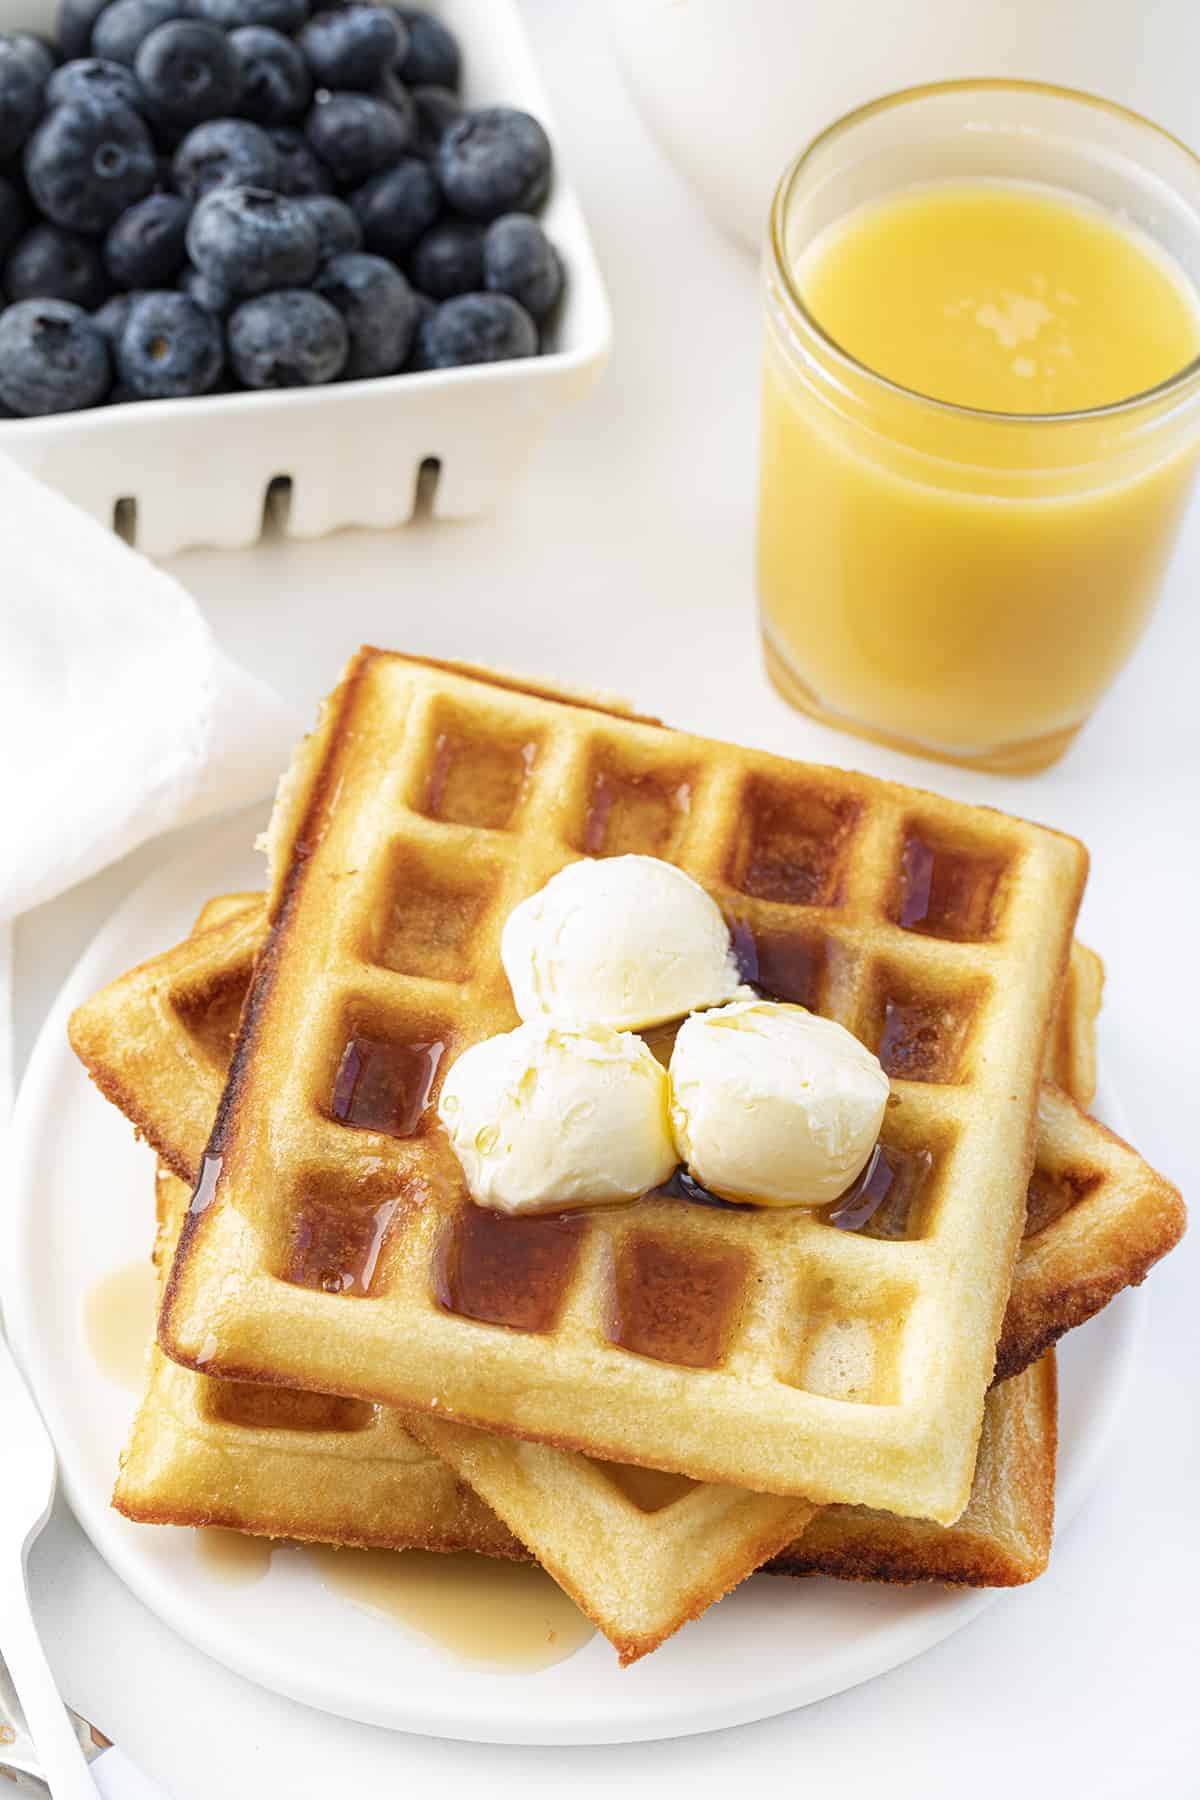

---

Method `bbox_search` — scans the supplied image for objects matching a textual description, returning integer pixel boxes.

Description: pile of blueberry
[0,4,564,416]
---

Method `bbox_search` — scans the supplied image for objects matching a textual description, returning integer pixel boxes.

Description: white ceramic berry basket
[0,0,611,556]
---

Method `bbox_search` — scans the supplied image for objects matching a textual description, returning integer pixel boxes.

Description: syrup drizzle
[433,1207,587,1331]
[330,1034,445,1137]
[825,1146,889,1232]
[828,1144,936,1239]
[729,916,828,1009]
[83,1259,158,1391]
[284,1194,404,1296]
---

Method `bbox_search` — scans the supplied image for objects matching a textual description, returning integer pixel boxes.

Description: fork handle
[0,1562,99,1800]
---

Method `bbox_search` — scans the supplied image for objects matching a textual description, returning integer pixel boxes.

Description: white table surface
[11,3,1200,1795]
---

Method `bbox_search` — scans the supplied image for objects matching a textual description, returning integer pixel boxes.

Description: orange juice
[759,107,1200,772]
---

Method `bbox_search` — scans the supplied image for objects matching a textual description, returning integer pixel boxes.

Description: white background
[10,2,1200,1794]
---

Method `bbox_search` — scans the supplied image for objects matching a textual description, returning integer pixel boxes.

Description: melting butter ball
[669,1001,890,1207]
[501,853,749,1030]
[437,1020,676,1214]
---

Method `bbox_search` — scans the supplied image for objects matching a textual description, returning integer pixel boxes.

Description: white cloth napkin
[0,454,303,1106]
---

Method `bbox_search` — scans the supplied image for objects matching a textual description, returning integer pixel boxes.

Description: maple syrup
[422,724,538,831]
[651,1166,752,1213]
[827,1143,936,1239]
[896,835,1007,941]
[283,1191,404,1295]
[330,1033,444,1137]
[728,777,860,906]
[606,1233,748,1368]
[308,1547,594,1669]
[195,1528,274,1584]
[581,766,691,861]
[877,994,968,1083]
[433,1206,587,1332]
[83,1259,157,1391]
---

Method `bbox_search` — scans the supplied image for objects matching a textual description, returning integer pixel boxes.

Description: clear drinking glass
[758,81,1200,773]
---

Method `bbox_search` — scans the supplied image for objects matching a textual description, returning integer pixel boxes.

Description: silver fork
[0,1657,111,1796]
[0,1333,101,1800]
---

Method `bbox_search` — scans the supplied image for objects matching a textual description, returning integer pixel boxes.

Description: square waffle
[100,898,1049,1662]
[74,897,1177,1389]
[151,651,1090,1521]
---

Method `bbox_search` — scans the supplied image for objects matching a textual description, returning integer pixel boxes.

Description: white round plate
[2,814,1143,1746]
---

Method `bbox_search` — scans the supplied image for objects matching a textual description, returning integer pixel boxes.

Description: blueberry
[483,213,562,323]
[116,288,223,395]
[227,287,347,385]
[350,155,436,260]
[296,191,360,257]
[0,174,27,263]
[406,216,481,300]
[5,222,110,306]
[24,98,158,233]
[105,190,190,285]
[8,33,57,84]
[93,289,134,339]
[408,82,459,159]
[0,297,110,413]
[58,0,115,60]
[178,260,232,311]
[229,27,311,125]
[313,248,415,376]
[172,117,279,199]
[436,107,551,220]
[92,0,186,67]
[393,10,459,91]
[135,22,241,131]
[304,91,411,188]
[416,291,536,368]
[190,0,306,33]
[404,285,432,367]
[0,33,48,160]
[298,6,403,92]
[187,183,319,295]
[45,57,144,113]
[266,125,331,194]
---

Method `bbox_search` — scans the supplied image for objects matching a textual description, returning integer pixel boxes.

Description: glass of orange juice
[758,82,1200,773]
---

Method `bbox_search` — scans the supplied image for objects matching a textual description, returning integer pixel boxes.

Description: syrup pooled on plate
[195,1528,274,1585]
[308,1547,594,1670]
[83,1259,158,1391]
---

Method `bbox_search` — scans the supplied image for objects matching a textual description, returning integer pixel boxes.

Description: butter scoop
[437,1019,676,1215]
[501,853,749,1031]
[669,1001,889,1207]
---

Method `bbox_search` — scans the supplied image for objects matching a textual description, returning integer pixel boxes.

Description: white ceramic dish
[2,813,1142,1746]
[606,0,1200,252]
[0,0,611,556]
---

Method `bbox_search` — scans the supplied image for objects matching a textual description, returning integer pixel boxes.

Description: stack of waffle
[70,649,1185,1663]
